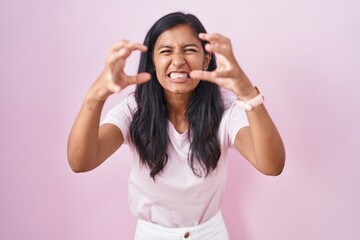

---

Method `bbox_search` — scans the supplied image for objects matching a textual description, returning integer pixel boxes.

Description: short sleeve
[227,102,249,146]
[101,94,137,144]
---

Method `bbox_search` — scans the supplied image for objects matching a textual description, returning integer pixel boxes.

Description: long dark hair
[129,12,224,179]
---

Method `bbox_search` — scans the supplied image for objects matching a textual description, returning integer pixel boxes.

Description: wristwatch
[235,86,264,111]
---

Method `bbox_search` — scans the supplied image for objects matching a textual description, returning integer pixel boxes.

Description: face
[153,24,210,96]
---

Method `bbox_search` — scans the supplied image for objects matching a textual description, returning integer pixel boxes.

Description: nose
[171,52,186,67]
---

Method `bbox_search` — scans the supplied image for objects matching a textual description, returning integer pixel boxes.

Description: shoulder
[220,88,237,110]
[219,88,248,126]
[110,92,137,113]
[218,89,249,146]
[102,92,137,125]
[122,92,137,108]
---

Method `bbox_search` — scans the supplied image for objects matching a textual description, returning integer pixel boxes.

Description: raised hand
[89,40,151,101]
[190,33,256,99]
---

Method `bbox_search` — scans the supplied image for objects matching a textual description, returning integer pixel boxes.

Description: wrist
[235,86,264,111]
[83,96,106,112]
[86,83,113,102]
[232,78,258,100]
[232,71,257,99]
[85,87,108,103]
[235,86,259,100]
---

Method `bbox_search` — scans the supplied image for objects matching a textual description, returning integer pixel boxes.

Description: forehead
[155,24,201,47]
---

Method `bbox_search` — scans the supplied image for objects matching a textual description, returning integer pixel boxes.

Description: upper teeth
[169,72,188,79]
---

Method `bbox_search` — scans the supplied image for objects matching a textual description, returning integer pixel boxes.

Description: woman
[67,11,285,240]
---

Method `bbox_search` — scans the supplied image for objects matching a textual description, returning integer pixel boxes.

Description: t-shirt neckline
[167,120,188,139]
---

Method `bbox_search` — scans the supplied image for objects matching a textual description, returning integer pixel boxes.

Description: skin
[153,24,211,133]
[191,32,285,175]
[67,24,285,176]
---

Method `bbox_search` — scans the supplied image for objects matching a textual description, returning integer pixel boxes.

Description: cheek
[156,72,167,83]
[154,58,169,73]
[153,61,167,84]
[187,55,205,69]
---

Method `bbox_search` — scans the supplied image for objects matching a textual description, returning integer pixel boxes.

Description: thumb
[190,70,216,83]
[127,72,152,85]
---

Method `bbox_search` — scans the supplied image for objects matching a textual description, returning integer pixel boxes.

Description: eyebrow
[157,43,200,50]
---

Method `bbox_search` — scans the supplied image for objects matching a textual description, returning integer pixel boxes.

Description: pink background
[1,0,359,239]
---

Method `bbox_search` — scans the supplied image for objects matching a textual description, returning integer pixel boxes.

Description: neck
[165,92,192,114]
[165,92,192,132]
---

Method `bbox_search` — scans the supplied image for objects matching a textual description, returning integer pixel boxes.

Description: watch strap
[235,86,264,111]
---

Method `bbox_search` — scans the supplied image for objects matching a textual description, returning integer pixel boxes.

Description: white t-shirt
[102,90,249,228]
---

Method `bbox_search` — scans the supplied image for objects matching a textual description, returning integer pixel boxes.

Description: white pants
[134,211,229,240]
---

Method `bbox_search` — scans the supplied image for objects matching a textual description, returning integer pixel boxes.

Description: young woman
[67,11,285,240]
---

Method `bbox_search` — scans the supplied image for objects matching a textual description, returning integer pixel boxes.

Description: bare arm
[235,104,285,176]
[190,33,285,176]
[67,41,151,172]
[67,95,124,172]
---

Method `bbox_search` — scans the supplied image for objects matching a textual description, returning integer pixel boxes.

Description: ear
[203,53,211,70]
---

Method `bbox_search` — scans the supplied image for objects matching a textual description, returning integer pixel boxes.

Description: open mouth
[167,72,190,82]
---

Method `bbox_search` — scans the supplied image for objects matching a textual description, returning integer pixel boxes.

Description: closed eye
[160,50,172,54]
[185,48,198,53]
